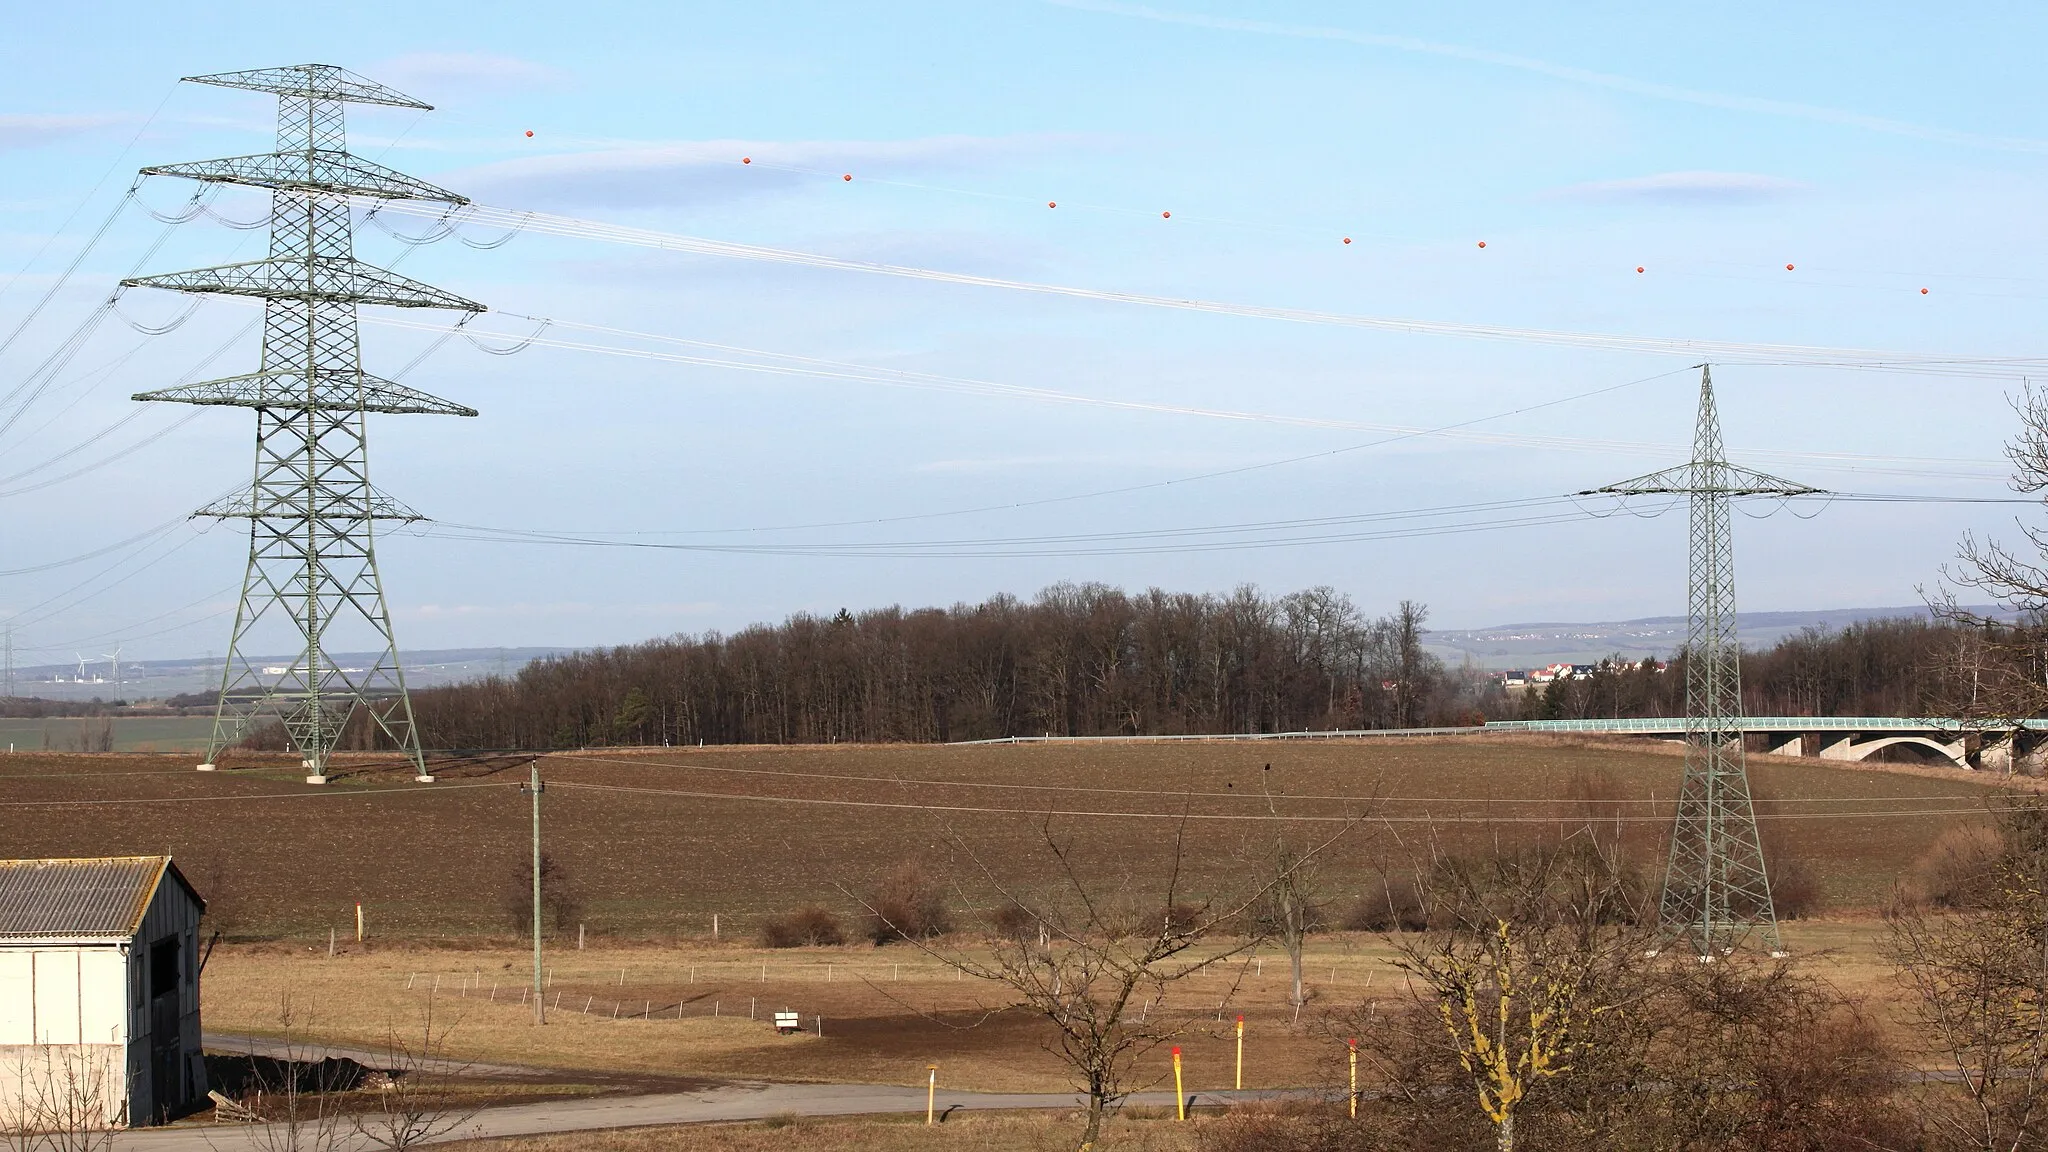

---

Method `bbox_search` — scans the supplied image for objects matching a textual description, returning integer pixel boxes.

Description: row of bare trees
[395,587,2044,750]
[400,585,1477,747]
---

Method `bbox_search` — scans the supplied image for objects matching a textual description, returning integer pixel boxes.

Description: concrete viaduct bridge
[962,718,2033,770]
[1483,717,2033,771]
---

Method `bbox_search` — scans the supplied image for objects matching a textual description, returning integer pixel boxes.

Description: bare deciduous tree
[1887,798,2048,1151]
[1384,841,1654,1152]
[877,815,1343,1152]
[352,994,483,1152]
[1,1047,121,1152]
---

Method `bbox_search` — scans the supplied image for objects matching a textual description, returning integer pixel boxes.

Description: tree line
[1518,614,1979,721]
[391,584,2013,751]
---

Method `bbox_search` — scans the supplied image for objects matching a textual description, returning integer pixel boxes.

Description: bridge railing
[1483,716,1984,734]
[949,716,2000,746]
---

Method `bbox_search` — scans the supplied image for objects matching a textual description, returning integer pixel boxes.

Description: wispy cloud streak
[1053,0,2048,153]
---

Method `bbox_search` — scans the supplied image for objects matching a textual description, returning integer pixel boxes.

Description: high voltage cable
[418,488,2013,560]
[0,84,175,307]
[335,305,2001,481]
[421,505,1606,559]
[0,188,139,369]
[0,316,258,496]
[0,517,189,577]
[0,195,205,443]
[365,197,2048,377]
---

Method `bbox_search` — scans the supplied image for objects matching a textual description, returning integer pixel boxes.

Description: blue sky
[1,1,2044,663]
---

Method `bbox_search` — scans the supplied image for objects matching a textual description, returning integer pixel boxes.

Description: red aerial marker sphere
[1162,211,1171,218]
[1636,266,1645,273]
[842,173,852,181]
[1476,241,1486,249]
[524,130,534,138]
[1047,201,1056,208]
[742,156,751,164]
[1343,237,1352,244]
[1922,287,1930,294]
[1785,263,1795,270]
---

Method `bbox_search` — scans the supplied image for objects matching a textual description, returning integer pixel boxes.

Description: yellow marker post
[926,1064,938,1126]
[1347,1038,1357,1119]
[1234,1014,1244,1091]
[1172,1046,1185,1121]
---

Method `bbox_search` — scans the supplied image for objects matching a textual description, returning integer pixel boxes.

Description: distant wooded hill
[377,587,1990,750]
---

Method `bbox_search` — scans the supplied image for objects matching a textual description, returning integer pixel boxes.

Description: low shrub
[866,862,953,944]
[760,905,844,948]
[1343,874,1427,932]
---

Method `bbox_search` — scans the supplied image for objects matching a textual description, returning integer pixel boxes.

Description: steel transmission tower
[122,65,480,783]
[1582,367,1819,955]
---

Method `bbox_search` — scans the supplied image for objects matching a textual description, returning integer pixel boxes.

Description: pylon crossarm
[183,64,432,109]
[134,370,476,415]
[193,486,426,522]
[142,153,465,203]
[121,257,483,310]
[1581,463,1824,499]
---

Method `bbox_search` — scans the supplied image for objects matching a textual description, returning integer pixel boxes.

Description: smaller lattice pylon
[1578,366,1822,955]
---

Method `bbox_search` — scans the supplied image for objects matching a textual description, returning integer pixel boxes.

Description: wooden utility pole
[522,760,546,1024]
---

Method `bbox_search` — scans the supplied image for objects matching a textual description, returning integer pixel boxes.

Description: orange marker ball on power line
[1785,263,1795,270]
[524,130,534,137]
[1047,201,1056,208]
[1636,266,1645,273]
[742,156,751,163]
[1476,241,1486,248]
[1921,287,1930,294]
[842,173,852,181]
[1343,237,1351,244]
[1162,211,1171,218]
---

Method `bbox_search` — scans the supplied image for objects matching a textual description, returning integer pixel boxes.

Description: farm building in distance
[0,857,206,1127]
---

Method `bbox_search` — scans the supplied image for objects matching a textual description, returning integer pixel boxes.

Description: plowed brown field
[0,736,2011,939]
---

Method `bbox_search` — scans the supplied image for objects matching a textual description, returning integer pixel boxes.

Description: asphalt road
[114,1082,1260,1151]
[110,1036,1279,1151]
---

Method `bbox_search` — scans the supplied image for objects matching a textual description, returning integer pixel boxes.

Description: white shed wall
[0,948,127,1045]
[0,946,133,1128]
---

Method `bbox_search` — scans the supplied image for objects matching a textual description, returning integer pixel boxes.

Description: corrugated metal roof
[0,857,171,939]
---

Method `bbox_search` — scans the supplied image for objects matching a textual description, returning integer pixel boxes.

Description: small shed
[0,857,207,1128]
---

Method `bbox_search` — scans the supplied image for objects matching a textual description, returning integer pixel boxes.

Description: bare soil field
[0,737,2009,938]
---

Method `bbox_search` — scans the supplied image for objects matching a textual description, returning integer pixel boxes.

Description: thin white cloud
[0,113,123,151]
[1053,0,2048,154]
[374,52,570,97]
[450,135,1063,210]
[1550,170,1808,205]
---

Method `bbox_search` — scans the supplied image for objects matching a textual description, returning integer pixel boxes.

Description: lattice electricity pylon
[120,65,481,783]
[1579,366,1821,955]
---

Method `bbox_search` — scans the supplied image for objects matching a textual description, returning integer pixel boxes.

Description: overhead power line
[366,197,2048,378]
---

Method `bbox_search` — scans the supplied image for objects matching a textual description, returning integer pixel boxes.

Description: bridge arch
[1828,734,1968,768]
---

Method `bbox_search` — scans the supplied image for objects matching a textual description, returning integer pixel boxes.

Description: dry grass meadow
[457,1111,1204,1152]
